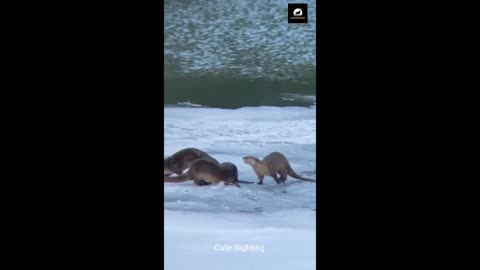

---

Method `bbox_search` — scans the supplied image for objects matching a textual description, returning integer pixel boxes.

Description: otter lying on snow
[164,148,253,186]
[243,152,316,185]
[164,160,244,187]
[164,148,219,176]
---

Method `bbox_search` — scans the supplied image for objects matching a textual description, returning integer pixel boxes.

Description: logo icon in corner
[288,3,308,23]
[293,8,303,16]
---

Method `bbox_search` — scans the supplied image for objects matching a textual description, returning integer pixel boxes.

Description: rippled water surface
[164,0,316,108]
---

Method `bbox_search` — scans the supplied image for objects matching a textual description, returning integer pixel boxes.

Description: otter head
[164,170,173,176]
[242,156,259,166]
[164,158,176,176]
[220,162,240,188]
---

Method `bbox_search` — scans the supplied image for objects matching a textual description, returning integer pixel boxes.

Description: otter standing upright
[243,152,316,184]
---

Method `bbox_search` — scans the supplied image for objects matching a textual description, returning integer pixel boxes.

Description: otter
[164,148,219,176]
[164,160,244,187]
[242,152,316,185]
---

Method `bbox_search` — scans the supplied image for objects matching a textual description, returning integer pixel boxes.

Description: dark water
[164,0,316,108]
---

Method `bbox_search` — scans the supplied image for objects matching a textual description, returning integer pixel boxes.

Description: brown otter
[242,152,316,185]
[164,148,219,176]
[164,160,243,187]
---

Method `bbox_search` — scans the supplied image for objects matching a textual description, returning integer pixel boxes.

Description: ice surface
[164,106,316,270]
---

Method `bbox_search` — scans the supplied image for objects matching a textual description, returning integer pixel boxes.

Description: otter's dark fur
[164,148,219,176]
[164,160,242,187]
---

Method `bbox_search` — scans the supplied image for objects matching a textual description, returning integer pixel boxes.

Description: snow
[164,106,316,270]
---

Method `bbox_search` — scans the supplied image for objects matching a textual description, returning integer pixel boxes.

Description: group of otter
[164,148,316,188]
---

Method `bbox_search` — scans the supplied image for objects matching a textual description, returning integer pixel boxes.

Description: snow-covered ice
[164,106,316,270]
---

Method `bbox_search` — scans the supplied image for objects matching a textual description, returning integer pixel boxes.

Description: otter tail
[164,174,190,183]
[287,167,316,182]
[237,180,254,184]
